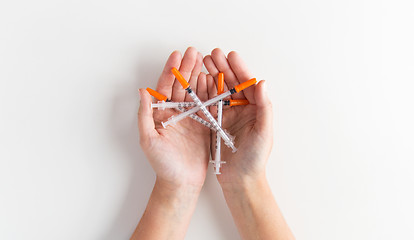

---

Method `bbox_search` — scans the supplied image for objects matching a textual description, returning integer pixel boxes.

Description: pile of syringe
[147,68,256,174]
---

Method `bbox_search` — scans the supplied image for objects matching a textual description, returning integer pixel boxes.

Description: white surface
[1,0,414,239]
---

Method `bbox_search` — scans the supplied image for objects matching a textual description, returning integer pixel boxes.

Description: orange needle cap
[218,73,224,94]
[146,88,168,101]
[171,67,190,89]
[229,99,249,106]
[234,78,257,93]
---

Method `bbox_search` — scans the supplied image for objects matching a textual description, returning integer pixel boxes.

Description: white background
[1,0,413,239]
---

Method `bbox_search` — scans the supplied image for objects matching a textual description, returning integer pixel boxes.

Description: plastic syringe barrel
[151,99,250,109]
[214,99,224,172]
[151,102,194,110]
[214,72,225,173]
[186,88,237,152]
[146,88,216,130]
[169,68,239,152]
[175,106,215,130]
[161,90,232,128]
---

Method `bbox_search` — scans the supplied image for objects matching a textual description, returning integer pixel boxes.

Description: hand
[135,48,294,240]
[138,47,210,190]
[204,48,273,186]
[203,49,295,240]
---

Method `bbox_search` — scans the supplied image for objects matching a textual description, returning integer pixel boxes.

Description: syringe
[146,88,216,131]
[151,99,249,110]
[210,73,226,174]
[162,71,256,131]
[168,68,249,152]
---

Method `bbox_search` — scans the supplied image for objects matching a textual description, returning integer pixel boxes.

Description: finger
[197,72,208,101]
[227,51,255,103]
[185,52,203,102]
[206,74,217,118]
[172,47,198,101]
[211,48,245,99]
[204,55,230,92]
[138,89,158,147]
[253,80,273,134]
[203,55,219,77]
[155,51,182,99]
[195,72,211,120]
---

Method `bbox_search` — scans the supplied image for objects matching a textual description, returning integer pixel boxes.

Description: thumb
[138,89,157,146]
[254,80,273,133]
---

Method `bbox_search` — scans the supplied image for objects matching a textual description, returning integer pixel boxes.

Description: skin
[204,48,295,240]
[132,47,295,240]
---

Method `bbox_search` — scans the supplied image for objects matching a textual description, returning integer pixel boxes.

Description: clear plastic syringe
[211,73,226,174]
[162,72,257,130]
[146,88,215,131]
[167,68,254,152]
[151,99,249,110]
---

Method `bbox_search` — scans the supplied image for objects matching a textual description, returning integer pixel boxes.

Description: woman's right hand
[204,48,274,186]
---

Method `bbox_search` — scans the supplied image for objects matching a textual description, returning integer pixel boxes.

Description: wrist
[132,176,202,239]
[219,174,268,195]
[153,177,202,200]
[153,169,206,192]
